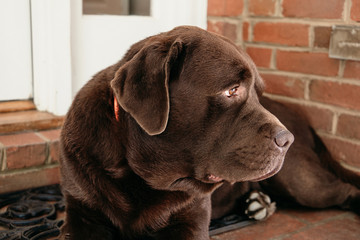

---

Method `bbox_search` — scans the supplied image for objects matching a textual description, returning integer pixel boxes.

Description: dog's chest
[124,189,193,234]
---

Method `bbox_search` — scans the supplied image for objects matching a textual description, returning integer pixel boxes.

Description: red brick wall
[208,0,360,172]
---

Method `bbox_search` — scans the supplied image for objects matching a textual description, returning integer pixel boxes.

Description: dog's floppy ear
[111,39,184,135]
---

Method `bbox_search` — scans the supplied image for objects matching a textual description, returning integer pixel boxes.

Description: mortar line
[304,78,310,100]
[271,48,277,69]
[243,16,360,25]
[343,0,352,23]
[331,111,340,135]
[0,143,6,171]
[264,93,360,117]
[338,60,346,78]
[34,132,52,165]
[309,25,314,50]
[275,0,282,17]
[317,131,360,145]
[258,69,360,86]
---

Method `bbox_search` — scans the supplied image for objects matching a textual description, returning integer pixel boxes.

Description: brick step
[0,101,64,193]
[0,100,36,113]
[0,100,64,134]
[0,110,64,134]
[0,129,62,194]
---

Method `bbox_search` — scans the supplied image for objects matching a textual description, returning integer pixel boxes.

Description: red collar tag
[114,96,120,122]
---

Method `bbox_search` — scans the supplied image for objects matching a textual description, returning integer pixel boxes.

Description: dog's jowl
[59,26,359,240]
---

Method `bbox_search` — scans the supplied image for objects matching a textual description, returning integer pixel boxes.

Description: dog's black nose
[274,130,294,148]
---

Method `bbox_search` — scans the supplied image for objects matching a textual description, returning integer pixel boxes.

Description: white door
[0,0,207,114]
[71,0,207,96]
[0,0,33,101]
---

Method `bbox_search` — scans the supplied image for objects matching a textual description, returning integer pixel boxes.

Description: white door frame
[31,0,207,116]
[31,0,72,116]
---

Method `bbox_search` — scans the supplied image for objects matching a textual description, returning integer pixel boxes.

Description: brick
[39,129,61,163]
[337,114,360,140]
[0,165,60,194]
[246,47,272,68]
[261,73,305,98]
[249,0,276,16]
[273,101,334,132]
[343,60,360,80]
[282,0,345,19]
[208,0,224,16]
[309,80,360,111]
[322,136,360,168]
[207,0,243,16]
[242,21,249,41]
[253,22,309,46]
[276,50,340,76]
[284,215,360,240]
[314,26,332,48]
[212,211,306,240]
[0,132,47,170]
[281,208,345,224]
[351,0,360,21]
[207,20,238,43]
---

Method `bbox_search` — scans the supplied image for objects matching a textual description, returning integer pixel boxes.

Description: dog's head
[111,26,294,192]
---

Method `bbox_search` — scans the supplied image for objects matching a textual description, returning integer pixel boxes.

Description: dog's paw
[244,190,276,221]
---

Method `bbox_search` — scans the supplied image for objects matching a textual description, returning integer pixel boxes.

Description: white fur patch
[253,208,267,220]
[249,192,260,200]
[248,201,262,211]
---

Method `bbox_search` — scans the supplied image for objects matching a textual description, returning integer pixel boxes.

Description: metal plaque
[329,25,360,61]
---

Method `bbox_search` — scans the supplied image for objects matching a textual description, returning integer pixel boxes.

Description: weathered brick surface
[207,20,238,43]
[309,80,360,111]
[0,165,60,194]
[211,209,360,240]
[314,26,332,48]
[0,132,47,170]
[242,21,249,41]
[249,0,276,16]
[351,0,360,21]
[212,211,306,240]
[282,0,345,19]
[343,60,360,80]
[253,22,309,46]
[246,47,272,68]
[281,208,345,224]
[208,0,243,16]
[276,51,340,76]
[284,217,360,240]
[38,129,61,163]
[261,73,305,98]
[322,136,360,168]
[337,114,360,140]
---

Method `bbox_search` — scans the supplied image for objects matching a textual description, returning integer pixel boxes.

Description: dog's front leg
[59,195,119,240]
[153,196,211,240]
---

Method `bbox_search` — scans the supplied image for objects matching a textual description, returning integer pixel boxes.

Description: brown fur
[59,26,295,239]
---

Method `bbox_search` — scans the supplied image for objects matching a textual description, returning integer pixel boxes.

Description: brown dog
[211,97,360,220]
[60,26,294,239]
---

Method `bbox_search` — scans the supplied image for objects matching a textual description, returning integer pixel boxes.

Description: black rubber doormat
[0,185,64,240]
[0,185,254,239]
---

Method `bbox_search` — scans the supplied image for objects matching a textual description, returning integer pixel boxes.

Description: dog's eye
[225,87,238,97]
